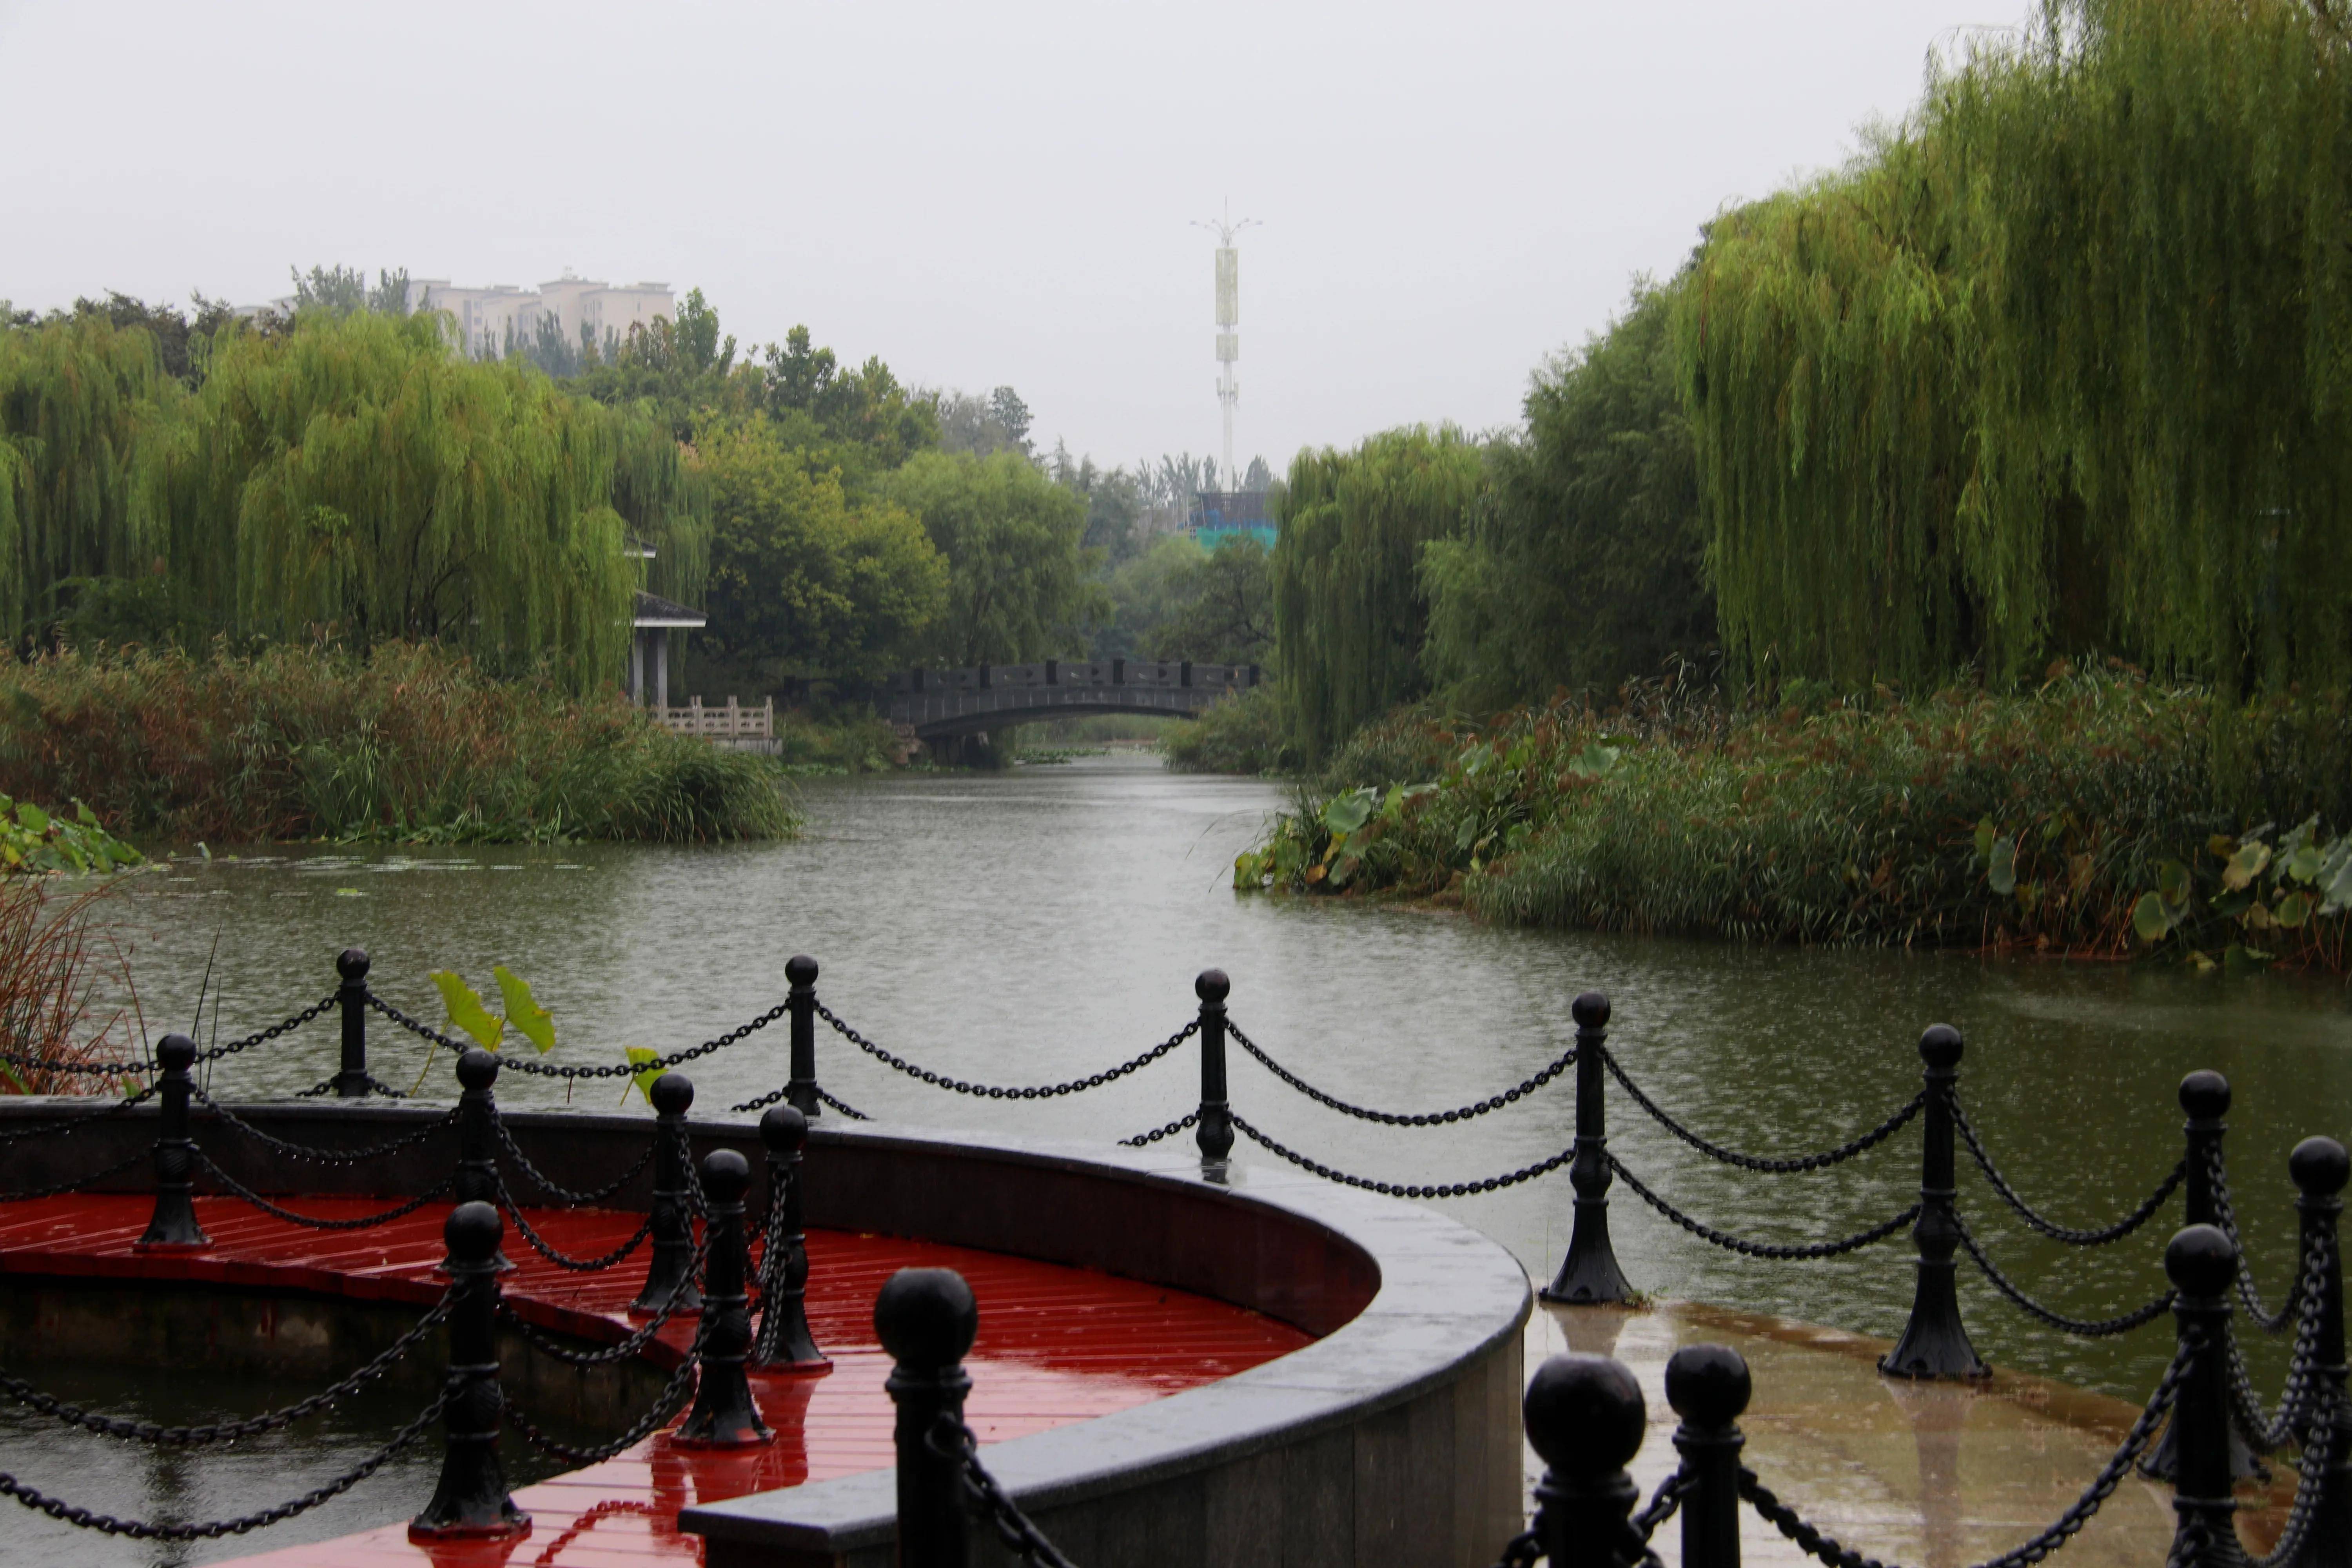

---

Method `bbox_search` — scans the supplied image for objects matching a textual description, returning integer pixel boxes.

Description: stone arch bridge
[883,659,1262,746]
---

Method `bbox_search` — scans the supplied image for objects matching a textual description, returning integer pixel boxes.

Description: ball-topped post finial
[786,954,818,987]
[456,1047,500,1093]
[1523,1353,1646,1478]
[761,1104,808,1156]
[2178,1069,2231,1123]
[1917,1023,1963,1070]
[1195,968,1230,1005]
[2291,1135,2350,1198]
[875,1267,980,1372]
[701,1147,749,1205]
[157,1032,197,1071]
[2165,1222,2237,1300]
[1665,1344,1752,1430]
[336,947,370,982]
[1571,991,1610,1031]
[649,1070,694,1118]
[443,1200,503,1269]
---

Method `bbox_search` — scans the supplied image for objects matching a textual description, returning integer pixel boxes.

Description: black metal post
[677,1149,772,1447]
[752,1105,829,1372]
[409,1201,529,1542]
[136,1033,208,1250]
[2148,1071,2253,1481]
[451,1048,512,1272]
[1544,991,1632,1304]
[2281,1136,2350,1568]
[334,947,371,1098]
[785,955,820,1120]
[1881,1024,1988,1378]
[1194,969,1233,1162]
[632,1072,702,1317]
[2167,1223,2250,1568]
[877,1267,979,1568]
[1523,1352,1649,1568]
[1666,1345,1750,1568]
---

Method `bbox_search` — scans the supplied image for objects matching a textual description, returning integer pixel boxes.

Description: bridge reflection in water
[884,659,1260,753]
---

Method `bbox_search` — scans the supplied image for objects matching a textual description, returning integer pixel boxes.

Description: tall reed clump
[1235,673,2352,965]
[0,643,797,844]
[0,881,137,1095]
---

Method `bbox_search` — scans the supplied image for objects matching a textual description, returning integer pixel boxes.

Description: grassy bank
[1163,685,1299,775]
[0,644,798,844]
[1235,673,2352,969]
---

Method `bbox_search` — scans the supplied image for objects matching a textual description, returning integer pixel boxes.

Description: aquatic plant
[0,797,140,875]
[0,880,137,1095]
[0,642,797,844]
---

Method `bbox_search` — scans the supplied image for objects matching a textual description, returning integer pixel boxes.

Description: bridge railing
[885,659,1261,696]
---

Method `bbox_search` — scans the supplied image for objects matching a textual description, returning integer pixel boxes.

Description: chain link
[1951,1093,2185,1246]
[367,993,788,1080]
[2248,1402,2338,1568]
[0,1384,447,1540]
[502,1225,711,1367]
[1609,1155,1921,1259]
[194,1149,453,1230]
[0,996,330,1082]
[1633,1470,1690,1541]
[1486,1529,1543,1568]
[495,1179,655,1272]
[1230,1111,1577,1198]
[194,1091,457,1165]
[294,1073,408,1100]
[491,1109,655,1205]
[1602,1046,1925,1173]
[1229,1020,1574,1127]
[1950,1209,2176,1336]
[2227,1226,2334,1452]
[819,1004,1196,1100]
[1120,1111,1200,1147]
[194,995,340,1064]
[0,1293,451,1446]
[0,1085,158,1147]
[1742,1334,2195,1568]
[505,1319,708,1465]
[2205,1142,2302,1333]
[0,1146,151,1201]
[929,1414,1080,1568]
[816,1087,870,1120]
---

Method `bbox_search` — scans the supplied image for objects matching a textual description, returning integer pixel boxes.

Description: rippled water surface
[96,754,2352,1406]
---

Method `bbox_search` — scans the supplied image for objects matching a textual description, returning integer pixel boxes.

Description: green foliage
[1236,673,2352,966]
[1161,683,1299,775]
[0,796,140,875]
[1679,0,2352,696]
[1099,533,1274,665]
[694,416,947,682]
[885,450,1100,665]
[0,642,796,844]
[1273,426,1485,762]
[1422,286,1710,708]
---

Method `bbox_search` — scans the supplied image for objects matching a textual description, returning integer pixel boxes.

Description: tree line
[1267,0,2352,762]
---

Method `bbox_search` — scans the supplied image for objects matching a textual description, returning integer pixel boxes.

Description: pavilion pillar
[654,629,670,711]
[628,632,645,706]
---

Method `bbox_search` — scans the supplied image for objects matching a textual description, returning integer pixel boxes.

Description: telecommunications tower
[1191,204,1258,485]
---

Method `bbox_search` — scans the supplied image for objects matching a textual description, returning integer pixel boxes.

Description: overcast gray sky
[1,1,2010,473]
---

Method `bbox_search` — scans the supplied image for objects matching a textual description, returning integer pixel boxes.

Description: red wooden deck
[0,1196,1314,1565]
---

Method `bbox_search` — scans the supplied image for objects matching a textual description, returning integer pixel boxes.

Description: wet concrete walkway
[1532,1300,2292,1566]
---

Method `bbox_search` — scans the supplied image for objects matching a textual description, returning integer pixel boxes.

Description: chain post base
[1880,1253,1990,1380]
[1543,1194,1634,1305]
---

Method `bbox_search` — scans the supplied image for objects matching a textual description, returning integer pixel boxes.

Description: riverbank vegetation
[1236,674,2352,968]
[0,880,136,1094]
[1229,0,2352,966]
[0,643,795,843]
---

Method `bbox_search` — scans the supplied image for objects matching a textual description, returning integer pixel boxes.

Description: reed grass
[0,644,797,844]
[0,880,137,1095]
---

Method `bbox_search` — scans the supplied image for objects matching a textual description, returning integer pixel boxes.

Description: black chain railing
[0,1292,452,1445]
[2205,1141,2304,1334]
[815,1087,869,1120]
[0,1146,150,1201]
[491,1109,656,1205]
[1948,1210,2177,1337]
[1601,1046,1926,1173]
[818,1004,1196,1100]
[1951,1094,2186,1246]
[1607,1154,1922,1259]
[930,1414,1080,1568]
[0,995,334,1084]
[366,993,788,1080]
[1228,1020,1575,1127]
[0,1385,448,1541]
[505,1318,710,1465]
[192,1149,454,1231]
[2247,1408,2337,1568]
[1120,1110,1200,1147]
[503,1229,713,1368]
[495,1178,657,1272]
[1740,1333,2195,1568]
[1230,1111,1578,1199]
[2226,1227,2334,1452]
[0,1084,157,1147]
[195,1091,458,1165]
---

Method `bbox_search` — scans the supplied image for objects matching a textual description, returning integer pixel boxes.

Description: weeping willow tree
[1272,426,1486,760]
[0,316,184,644]
[1680,0,2352,695]
[0,309,704,691]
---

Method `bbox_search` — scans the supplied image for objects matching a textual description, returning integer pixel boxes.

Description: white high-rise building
[399,272,674,358]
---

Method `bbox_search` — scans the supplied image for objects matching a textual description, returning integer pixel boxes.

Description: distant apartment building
[397,273,673,359]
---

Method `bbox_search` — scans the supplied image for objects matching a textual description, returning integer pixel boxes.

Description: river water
[95,753,2352,1407]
